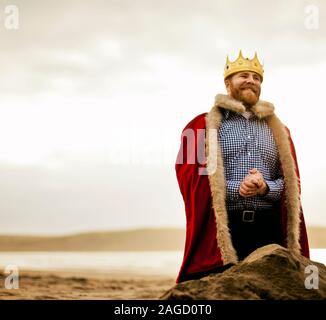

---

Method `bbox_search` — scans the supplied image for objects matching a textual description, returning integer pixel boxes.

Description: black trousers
[179,207,283,282]
[228,206,283,261]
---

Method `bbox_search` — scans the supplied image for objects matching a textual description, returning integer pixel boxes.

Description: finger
[247,174,260,183]
[239,189,246,197]
[248,172,260,179]
[241,192,255,198]
[240,189,251,197]
[242,194,251,198]
[244,175,258,184]
[243,180,257,189]
[252,179,262,188]
[240,184,250,192]
[241,183,257,194]
[239,186,255,197]
[250,177,259,184]
[239,186,249,196]
[245,190,256,197]
[250,170,263,180]
[250,174,263,185]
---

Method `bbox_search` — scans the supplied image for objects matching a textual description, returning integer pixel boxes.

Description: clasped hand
[239,168,268,198]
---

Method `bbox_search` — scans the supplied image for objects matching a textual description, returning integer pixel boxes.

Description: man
[175,51,309,283]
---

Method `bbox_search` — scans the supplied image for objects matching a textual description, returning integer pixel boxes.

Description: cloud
[0,0,325,96]
[0,161,183,235]
[0,0,325,233]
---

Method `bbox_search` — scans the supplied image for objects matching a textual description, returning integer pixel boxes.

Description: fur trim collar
[205,96,302,264]
[214,94,275,119]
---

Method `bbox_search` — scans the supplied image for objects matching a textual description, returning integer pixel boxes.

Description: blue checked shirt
[219,109,284,211]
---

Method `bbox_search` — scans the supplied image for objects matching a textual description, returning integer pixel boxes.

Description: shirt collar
[223,109,256,120]
[223,109,230,119]
[241,110,254,120]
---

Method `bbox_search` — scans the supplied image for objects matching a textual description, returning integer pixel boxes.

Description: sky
[0,0,325,235]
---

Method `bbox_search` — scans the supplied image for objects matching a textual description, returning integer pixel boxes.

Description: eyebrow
[240,72,260,79]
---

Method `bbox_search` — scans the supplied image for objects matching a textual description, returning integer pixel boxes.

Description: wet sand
[0,270,175,300]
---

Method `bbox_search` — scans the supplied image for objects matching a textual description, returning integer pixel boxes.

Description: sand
[0,226,324,300]
[0,269,175,300]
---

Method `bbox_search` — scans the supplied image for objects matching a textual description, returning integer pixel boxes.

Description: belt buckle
[242,210,255,222]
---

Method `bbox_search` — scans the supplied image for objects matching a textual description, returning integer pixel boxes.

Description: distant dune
[0,226,324,251]
[306,226,326,249]
[0,228,186,251]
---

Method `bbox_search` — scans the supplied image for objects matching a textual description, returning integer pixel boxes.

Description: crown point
[224,50,264,81]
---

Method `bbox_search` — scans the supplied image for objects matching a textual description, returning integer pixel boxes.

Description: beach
[0,269,175,300]
[0,227,325,300]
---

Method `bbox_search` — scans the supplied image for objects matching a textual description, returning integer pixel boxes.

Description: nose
[245,75,255,84]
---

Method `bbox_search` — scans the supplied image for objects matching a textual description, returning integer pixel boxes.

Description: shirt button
[248,135,251,139]
[248,152,251,156]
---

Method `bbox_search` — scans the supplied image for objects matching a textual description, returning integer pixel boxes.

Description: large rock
[161,244,326,300]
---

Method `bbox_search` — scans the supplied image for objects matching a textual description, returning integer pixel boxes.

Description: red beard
[230,83,261,107]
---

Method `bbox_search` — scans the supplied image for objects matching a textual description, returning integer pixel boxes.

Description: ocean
[0,250,325,276]
[0,251,183,276]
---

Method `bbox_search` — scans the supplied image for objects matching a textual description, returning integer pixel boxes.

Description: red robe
[175,94,309,283]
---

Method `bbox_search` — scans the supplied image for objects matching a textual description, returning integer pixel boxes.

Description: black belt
[228,208,280,223]
[241,210,255,222]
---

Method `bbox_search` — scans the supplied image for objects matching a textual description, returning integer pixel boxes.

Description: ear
[224,78,231,94]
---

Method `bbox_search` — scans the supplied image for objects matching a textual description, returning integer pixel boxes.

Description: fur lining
[265,116,301,254]
[205,107,239,265]
[205,95,301,262]
[215,94,275,118]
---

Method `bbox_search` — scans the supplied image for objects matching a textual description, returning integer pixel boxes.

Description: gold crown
[224,50,264,80]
